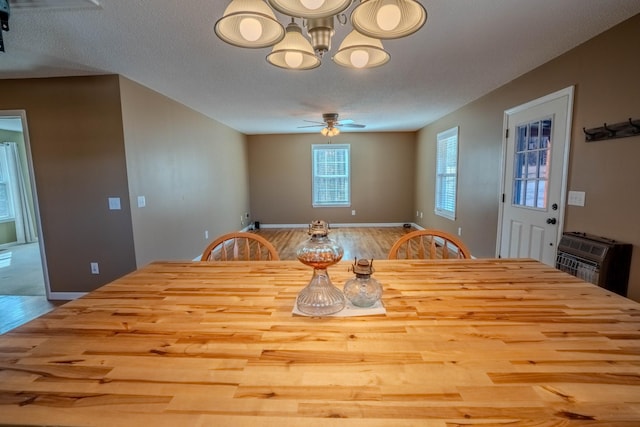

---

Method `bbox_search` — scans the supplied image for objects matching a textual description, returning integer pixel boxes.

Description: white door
[498,87,573,266]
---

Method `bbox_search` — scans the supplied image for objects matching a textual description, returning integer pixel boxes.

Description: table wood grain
[1,259,639,426]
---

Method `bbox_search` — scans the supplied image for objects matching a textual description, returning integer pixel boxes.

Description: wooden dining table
[1,258,639,426]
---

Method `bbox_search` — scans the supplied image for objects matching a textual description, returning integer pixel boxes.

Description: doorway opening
[0,110,49,298]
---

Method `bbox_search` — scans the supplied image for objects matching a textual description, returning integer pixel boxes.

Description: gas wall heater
[556,232,632,297]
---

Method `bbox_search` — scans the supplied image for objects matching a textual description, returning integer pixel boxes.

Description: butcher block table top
[1,259,639,426]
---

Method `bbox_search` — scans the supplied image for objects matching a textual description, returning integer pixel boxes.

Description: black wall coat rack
[583,118,640,142]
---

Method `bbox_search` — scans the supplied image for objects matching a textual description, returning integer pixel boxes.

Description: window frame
[311,143,351,208]
[434,126,459,220]
[0,143,16,223]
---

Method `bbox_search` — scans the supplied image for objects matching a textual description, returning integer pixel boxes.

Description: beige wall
[416,14,640,301]
[0,75,249,293]
[0,76,137,293]
[248,132,415,225]
[119,77,250,266]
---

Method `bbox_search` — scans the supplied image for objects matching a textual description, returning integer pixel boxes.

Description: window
[435,127,458,220]
[513,118,552,209]
[312,144,350,207]
[0,143,15,222]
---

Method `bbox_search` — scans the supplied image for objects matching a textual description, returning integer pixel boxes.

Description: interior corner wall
[119,77,250,266]
[415,13,640,301]
[0,75,137,294]
[248,132,415,225]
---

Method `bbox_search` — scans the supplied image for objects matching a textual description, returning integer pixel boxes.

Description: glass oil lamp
[343,258,382,307]
[295,220,345,316]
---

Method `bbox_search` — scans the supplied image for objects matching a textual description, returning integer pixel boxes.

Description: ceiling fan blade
[297,124,325,128]
[302,119,325,124]
[338,119,354,125]
[338,123,366,128]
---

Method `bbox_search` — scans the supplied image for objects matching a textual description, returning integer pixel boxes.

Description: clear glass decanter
[343,258,382,307]
[295,220,345,316]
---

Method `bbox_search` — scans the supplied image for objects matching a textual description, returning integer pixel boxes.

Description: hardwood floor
[255,226,416,261]
[0,295,65,335]
[0,227,414,334]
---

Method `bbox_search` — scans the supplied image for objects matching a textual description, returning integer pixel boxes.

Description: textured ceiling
[1,1,639,135]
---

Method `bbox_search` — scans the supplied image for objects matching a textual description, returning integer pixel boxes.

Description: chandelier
[215,0,427,70]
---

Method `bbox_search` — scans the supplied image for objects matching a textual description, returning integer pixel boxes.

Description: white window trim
[0,143,16,222]
[435,126,459,220]
[312,144,351,208]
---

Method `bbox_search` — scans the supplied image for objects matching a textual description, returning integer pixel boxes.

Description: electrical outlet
[205,230,209,239]
[351,210,356,216]
[458,227,462,236]
[90,262,99,274]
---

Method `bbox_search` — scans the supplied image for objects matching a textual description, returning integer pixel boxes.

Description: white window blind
[312,144,350,207]
[435,127,458,220]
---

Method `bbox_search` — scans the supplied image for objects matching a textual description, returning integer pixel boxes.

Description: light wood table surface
[1,259,639,426]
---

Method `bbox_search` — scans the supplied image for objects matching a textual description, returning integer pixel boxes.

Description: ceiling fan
[298,113,365,136]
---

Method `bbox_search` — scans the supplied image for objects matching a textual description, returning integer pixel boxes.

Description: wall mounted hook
[603,123,616,137]
[584,117,640,142]
[583,127,597,140]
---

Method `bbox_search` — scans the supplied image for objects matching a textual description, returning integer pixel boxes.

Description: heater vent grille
[556,232,632,297]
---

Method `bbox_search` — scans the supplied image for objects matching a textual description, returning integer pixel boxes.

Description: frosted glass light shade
[266,21,321,70]
[321,127,340,136]
[268,0,351,18]
[351,0,427,39]
[332,30,389,69]
[215,0,285,48]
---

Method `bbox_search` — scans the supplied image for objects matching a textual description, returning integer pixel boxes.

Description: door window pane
[512,118,552,209]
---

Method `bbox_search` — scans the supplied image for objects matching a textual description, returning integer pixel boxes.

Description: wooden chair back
[388,229,471,260]
[200,232,280,261]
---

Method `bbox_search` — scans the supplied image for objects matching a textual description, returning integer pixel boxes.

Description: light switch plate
[137,196,146,208]
[108,197,121,210]
[567,191,586,206]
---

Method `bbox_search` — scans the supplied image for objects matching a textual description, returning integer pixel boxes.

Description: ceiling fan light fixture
[266,20,321,70]
[351,0,427,39]
[321,126,340,137]
[215,0,285,48]
[268,0,351,19]
[333,30,389,69]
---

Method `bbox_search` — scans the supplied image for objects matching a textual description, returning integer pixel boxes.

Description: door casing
[496,86,574,263]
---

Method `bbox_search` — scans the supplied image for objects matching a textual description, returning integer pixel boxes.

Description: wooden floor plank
[0,295,62,335]
[255,226,415,261]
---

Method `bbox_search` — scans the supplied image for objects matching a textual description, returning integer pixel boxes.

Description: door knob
[546,218,557,225]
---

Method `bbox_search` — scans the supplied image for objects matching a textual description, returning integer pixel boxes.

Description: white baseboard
[260,222,417,229]
[48,292,86,301]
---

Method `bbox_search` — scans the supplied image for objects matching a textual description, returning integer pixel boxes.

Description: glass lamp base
[296,268,345,316]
